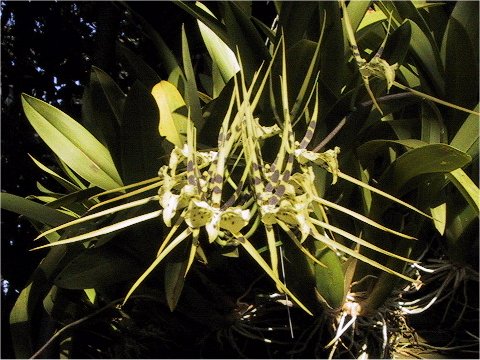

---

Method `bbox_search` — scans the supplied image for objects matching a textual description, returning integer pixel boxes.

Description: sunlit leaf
[196,2,240,85]
[29,154,80,193]
[21,94,123,190]
[151,80,189,148]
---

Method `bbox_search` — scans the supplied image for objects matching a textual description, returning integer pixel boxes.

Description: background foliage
[2,1,478,358]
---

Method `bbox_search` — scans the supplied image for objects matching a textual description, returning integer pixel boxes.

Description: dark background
[1,2,275,358]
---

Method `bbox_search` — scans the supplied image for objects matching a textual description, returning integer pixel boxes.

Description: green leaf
[383,20,412,66]
[450,104,479,159]
[1,193,74,227]
[175,1,230,46]
[420,102,447,144]
[430,202,446,235]
[82,66,125,172]
[314,243,345,310]
[10,282,35,358]
[441,13,479,132]
[54,246,141,289]
[181,25,205,132]
[199,78,235,147]
[164,239,191,311]
[346,0,372,33]
[10,245,78,359]
[220,1,270,85]
[445,203,478,264]
[406,19,445,95]
[120,81,165,184]
[196,2,240,85]
[151,80,189,148]
[447,168,479,215]
[21,94,123,190]
[45,187,100,213]
[275,1,318,49]
[381,143,471,195]
[117,42,161,89]
[273,39,320,120]
[358,141,472,195]
[319,1,346,96]
[28,154,80,193]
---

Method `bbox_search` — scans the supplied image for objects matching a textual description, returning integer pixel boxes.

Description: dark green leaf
[82,66,125,172]
[441,14,479,134]
[121,3,185,82]
[164,239,191,311]
[117,42,161,89]
[420,102,447,144]
[275,1,317,49]
[54,246,141,289]
[450,104,479,159]
[318,1,346,96]
[199,78,235,147]
[120,81,165,184]
[1,193,74,227]
[29,154,81,193]
[379,143,471,195]
[383,20,412,66]
[220,1,270,85]
[10,245,79,358]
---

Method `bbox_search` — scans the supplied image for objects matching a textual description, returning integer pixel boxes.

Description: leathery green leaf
[10,245,73,359]
[450,104,479,159]
[445,203,478,264]
[196,2,239,84]
[358,141,472,195]
[21,94,123,190]
[117,42,161,89]
[164,239,191,311]
[54,246,141,289]
[430,202,446,235]
[314,242,345,310]
[120,81,165,184]
[447,168,480,215]
[28,154,80,193]
[406,20,445,95]
[152,80,189,148]
[1,192,75,228]
[182,25,204,132]
[442,22,479,130]
[380,144,471,195]
[84,289,96,304]
[346,0,372,33]
[10,282,35,358]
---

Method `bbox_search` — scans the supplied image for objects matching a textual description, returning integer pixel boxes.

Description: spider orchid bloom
[279,196,313,241]
[295,146,341,184]
[363,57,399,92]
[260,194,312,242]
[253,117,281,140]
[184,200,251,243]
[158,166,199,227]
